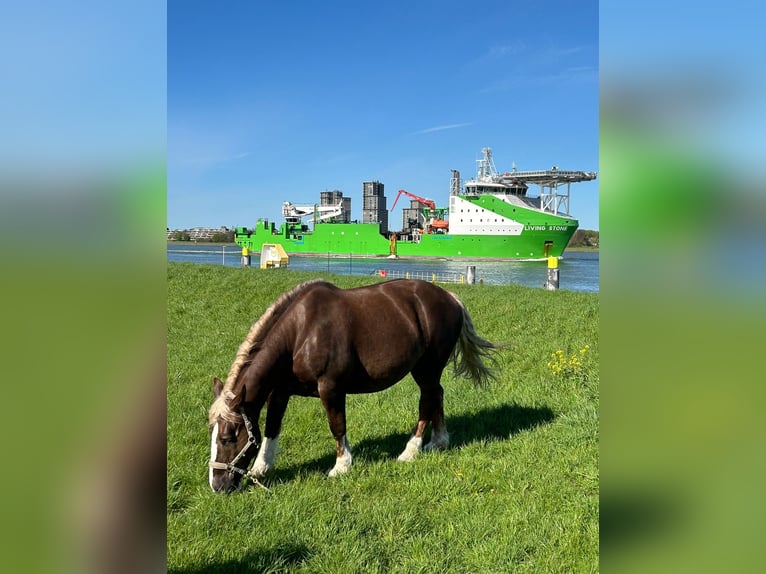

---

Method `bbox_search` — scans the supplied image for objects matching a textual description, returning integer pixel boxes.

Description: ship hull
[235,214,578,261]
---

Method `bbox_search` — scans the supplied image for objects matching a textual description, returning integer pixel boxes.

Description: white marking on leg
[424,428,449,451]
[250,436,278,477]
[209,423,219,491]
[329,436,352,477]
[397,435,423,462]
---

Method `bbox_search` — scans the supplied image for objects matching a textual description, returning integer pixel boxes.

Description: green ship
[235,147,596,261]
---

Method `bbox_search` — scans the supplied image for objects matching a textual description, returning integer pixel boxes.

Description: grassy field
[167,263,598,573]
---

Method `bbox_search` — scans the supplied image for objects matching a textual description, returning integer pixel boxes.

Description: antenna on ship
[477,147,498,180]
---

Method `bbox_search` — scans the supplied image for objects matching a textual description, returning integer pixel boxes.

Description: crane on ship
[390,189,448,233]
[390,189,436,213]
[282,201,344,224]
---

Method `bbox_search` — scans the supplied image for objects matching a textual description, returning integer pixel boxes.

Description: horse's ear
[212,377,224,398]
[225,386,245,410]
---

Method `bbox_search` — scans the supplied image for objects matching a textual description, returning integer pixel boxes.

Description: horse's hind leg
[398,379,449,462]
[424,384,449,452]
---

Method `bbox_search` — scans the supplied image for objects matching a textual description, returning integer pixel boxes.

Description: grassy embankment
[168,263,598,573]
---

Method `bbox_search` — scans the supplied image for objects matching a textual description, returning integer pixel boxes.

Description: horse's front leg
[250,391,290,477]
[319,382,352,477]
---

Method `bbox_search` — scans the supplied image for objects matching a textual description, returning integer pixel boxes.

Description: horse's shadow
[169,543,312,573]
[268,403,555,483]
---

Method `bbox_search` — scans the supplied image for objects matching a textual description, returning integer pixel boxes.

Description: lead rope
[245,473,272,493]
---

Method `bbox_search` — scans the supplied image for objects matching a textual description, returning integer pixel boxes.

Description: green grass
[168,263,598,573]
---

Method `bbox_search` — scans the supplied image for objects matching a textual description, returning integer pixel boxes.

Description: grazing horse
[208,278,498,493]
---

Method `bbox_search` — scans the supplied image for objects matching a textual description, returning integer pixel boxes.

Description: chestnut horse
[208,278,498,492]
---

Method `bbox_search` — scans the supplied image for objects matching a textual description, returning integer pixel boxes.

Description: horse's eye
[220,435,236,445]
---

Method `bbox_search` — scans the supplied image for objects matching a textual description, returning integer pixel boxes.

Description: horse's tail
[449,293,501,386]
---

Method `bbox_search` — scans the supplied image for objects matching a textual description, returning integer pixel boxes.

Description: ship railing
[376,269,467,284]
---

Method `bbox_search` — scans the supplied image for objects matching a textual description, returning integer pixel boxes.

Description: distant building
[320,189,352,223]
[167,226,229,241]
[362,181,388,234]
[402,200,424,233]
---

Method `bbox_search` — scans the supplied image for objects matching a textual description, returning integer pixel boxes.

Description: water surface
[167,245,599,293]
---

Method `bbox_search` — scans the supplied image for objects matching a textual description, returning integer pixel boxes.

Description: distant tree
[568,229,599,247]
[210,230,235,243]
[583,230,599,247]
[172,230,191,241]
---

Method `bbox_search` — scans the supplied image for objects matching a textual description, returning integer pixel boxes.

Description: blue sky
[168,0,599,231]
[1,1,165,170]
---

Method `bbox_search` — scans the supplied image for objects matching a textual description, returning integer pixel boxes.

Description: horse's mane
[209,278,329,424]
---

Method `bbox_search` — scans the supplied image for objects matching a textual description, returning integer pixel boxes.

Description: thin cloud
[477,66,597,94]
[410,122,473,136]
[485,41,527,59]
[178,150,250,169]
[550,46,585,58]
[467,41,527,67]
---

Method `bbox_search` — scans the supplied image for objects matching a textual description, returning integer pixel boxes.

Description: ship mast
[477,147,498,180]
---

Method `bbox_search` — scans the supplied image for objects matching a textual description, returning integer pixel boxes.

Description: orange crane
[390,189,436,212]
[390,189,448,233]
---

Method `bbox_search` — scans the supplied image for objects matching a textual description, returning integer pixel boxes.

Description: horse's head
[208,377,261,493]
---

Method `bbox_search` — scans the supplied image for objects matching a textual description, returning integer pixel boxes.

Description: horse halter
[208,408,260,481]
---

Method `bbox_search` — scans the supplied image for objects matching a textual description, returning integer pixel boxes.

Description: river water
[167,245,599,293]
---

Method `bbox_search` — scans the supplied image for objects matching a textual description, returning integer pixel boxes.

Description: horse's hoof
[397,435,422,462]
[249,461,270,477]
[328,457,352,477]
[424,432,450,452]
[397,451,417,462]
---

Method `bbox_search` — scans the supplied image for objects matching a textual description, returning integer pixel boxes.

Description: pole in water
[241,247,251,267]
[466,265,476,285]
[545,257,559,290]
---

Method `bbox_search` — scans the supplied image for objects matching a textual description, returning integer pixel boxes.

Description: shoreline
[564,246,599,252]
[167,241,599,252]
